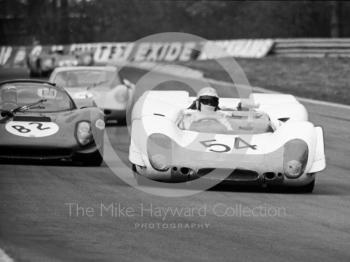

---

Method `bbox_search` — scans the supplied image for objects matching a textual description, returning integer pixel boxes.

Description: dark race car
[0,79,105,166]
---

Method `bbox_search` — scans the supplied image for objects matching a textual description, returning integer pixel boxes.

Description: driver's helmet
[0,85,18,109]
[197,87,219,110]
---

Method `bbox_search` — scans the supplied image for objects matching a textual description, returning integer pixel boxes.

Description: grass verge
[180,57,350,105]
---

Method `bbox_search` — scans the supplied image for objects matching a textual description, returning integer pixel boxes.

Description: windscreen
[53,70,118,88]
[0,82,75,112]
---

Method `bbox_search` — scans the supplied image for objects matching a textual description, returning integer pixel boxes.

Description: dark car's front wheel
[74,150,103,166]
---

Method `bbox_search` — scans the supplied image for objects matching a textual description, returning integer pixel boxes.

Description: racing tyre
[132,164,148,185]
[295,179,315,193]
[117,118,127,126]
[74,150,103,166]
[132,164,142,184]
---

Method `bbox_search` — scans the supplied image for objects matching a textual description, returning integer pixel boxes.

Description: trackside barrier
[199,39,274,59]
[273,38,350,57]
[0,40,273,67]
[3,38,350,68]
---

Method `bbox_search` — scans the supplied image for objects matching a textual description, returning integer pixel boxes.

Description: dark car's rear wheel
[74,150,103,166]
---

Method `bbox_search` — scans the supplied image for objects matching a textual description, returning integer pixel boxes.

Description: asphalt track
[0,67,350,262]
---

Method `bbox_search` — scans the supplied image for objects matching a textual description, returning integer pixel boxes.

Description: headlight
[283,139,308,178]
[149,154,169,171]
[114,85,129,103]
[285,160,302,178]
[76,121,92,146]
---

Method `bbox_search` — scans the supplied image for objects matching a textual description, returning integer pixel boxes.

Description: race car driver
[178,87,233,132]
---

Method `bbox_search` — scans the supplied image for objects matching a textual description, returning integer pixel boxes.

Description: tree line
[0,0,347,45]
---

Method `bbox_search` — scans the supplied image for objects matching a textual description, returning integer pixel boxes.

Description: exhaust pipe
[171,167,196,181]
[263,172,284,184]
[264,172,277,180]
[180,167,190,175]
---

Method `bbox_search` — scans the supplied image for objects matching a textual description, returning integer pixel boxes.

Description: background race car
[49,66,135,124]
[0,79,105,165]
[129,90,326,193]
[27,47,94,77]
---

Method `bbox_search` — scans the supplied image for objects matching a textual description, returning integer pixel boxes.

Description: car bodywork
[49,66,134,123]
[0,80,105,165]
[129,90,326,192]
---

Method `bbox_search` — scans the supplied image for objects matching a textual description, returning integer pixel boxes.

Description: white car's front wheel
[295,178,315,193]
[280,177,315,193]
[132,164,147,185]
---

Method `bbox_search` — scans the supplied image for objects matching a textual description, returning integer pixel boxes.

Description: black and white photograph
[0,0,349,261]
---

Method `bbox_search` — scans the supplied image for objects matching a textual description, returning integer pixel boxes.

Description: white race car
[129,91,326,193]
[49,66,134,124]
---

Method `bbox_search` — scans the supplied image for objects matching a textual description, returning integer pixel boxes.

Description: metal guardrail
[272,38,350,57]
